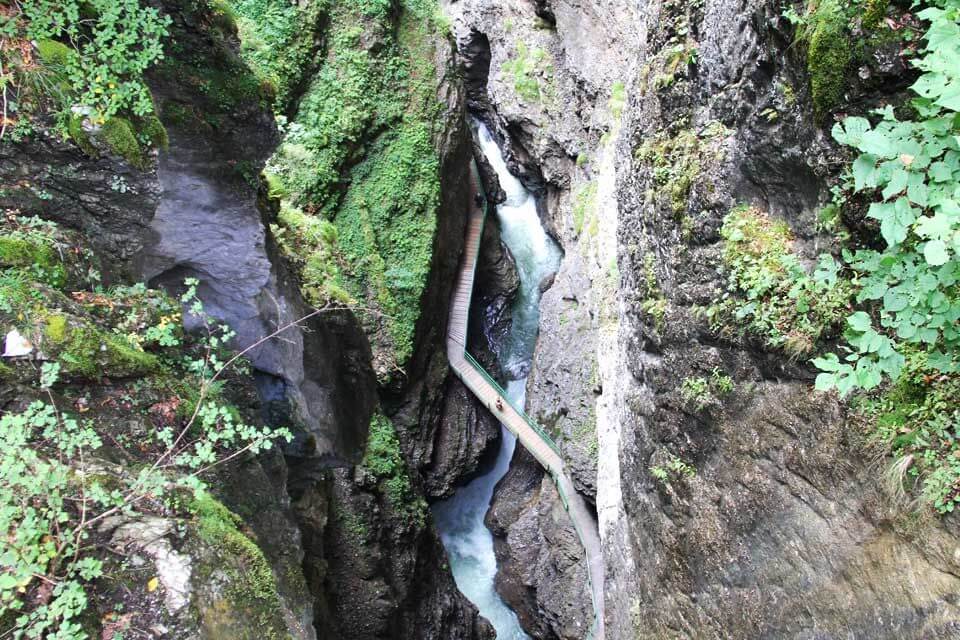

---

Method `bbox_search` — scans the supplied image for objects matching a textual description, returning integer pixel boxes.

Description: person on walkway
[495,396,504,411]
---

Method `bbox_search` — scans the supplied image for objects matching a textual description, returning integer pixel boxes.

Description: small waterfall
[432,122,562,638]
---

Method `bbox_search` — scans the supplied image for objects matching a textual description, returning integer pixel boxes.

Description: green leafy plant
[0,275,294,637]
[650,454,696,486]
[1,0,170,124]
[711,205,852,357]
[814,1,960,395]
[803,0,960,514]
[679,368,734,410]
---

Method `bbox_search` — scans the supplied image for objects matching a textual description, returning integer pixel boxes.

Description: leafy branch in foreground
[814,0,960,395]
[0,280,352,638]
[0,0,170,126]
[812,0,960,513]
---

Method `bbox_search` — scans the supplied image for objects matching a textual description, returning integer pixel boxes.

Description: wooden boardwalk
[446,163,605,640]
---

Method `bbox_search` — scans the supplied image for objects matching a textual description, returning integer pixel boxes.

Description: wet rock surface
[485,447,591,640]
[140,12,376,465]
[291,468,496,640]
[448,0,960,637]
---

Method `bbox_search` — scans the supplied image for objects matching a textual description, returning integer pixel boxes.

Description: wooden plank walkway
[446,162,605,640]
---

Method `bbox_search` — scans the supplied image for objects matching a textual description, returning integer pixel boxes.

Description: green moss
[0,361,13,380]
[609,81,626,119]
[572,182,597,236]
[273,205,352,305]
[67,114,98,157]
[43,314,159,378]
[636,130,701,215]
[334,121,440,365]
[362,414,427,526]
[35,39,73,67]
[100,117,144,168]
[863,0,889,29]
[0,236,66,288]
[807,0,852,119]
[44,313,68,342]
[501,42,553,103]
[190,493,288,640]
[228,0,328,109]
[210,0,239,35]
[137,114,169,150]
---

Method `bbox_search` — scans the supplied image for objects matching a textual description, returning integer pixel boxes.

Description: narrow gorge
[2,0,960,638]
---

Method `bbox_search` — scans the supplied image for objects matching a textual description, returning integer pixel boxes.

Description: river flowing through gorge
[432,122,563,639]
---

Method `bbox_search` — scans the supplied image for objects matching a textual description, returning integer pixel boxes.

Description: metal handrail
[461,352,562,457]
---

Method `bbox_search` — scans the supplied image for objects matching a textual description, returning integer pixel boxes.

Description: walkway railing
[461,352,562,457]
[445,155,604,640]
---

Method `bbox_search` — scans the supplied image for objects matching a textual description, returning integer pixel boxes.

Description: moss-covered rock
[35,39,74,66]
[42,313,159,379]
[807,0,852,119]
[0,236,67,288]
[100,117,145,168]
[137,114,170,150]
[189,493,289,640]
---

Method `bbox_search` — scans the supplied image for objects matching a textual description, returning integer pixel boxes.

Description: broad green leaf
[883,289,910,312]
[814,372,837,391]
[852,154,878,189]
[859,130,899,158]
[882,167,909,199]
[848,311,872,332]
[915,212,953,239]
[923,239,950,265]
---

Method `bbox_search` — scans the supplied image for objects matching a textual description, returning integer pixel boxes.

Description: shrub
[0,259,292,635]
[712,205,851,357]
[3,0,170,120]
[808,0,960,513]
[815,1,960,395]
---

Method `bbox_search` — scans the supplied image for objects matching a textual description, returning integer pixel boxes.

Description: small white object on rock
[2,329,33,357]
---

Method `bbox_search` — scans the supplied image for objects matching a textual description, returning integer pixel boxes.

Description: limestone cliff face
[606,0,960,636]
[446,0,960,638]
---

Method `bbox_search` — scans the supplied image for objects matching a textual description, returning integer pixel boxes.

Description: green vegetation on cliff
[717,1,960,514]
[245,0,450,373]
[362,414,428,525]
[190,493,289,638]
[228,0,327,107]
[712,205,852,357]
[810,0,960,513]
[784,0,894,117]
[0,215,291,638]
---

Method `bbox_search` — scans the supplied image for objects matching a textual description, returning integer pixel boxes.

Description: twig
[1,41,8,141]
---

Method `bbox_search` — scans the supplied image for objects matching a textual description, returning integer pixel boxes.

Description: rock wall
[2,0,496,637]
[607,0,960,636]
[446,0,960,637]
